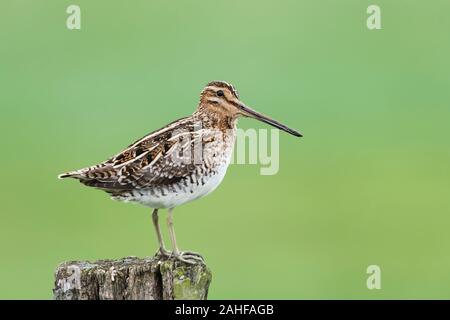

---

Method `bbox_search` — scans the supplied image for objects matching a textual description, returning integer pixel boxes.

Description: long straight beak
[238,103,302,137]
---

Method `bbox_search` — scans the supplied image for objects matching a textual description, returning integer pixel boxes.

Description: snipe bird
[59,81,301,264]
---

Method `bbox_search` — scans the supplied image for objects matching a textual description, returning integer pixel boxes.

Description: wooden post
[53,256,212,300]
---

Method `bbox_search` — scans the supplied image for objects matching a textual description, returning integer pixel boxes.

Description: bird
[59,81,302,264]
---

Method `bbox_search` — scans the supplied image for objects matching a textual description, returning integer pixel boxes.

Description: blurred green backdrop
[1,0,450,299]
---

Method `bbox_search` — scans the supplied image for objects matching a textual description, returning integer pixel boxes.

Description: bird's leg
[166,208,204,264]
[167,208,182,256]
[152,208,170,257]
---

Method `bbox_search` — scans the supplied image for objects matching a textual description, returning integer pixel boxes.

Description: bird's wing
[59,116,203,191]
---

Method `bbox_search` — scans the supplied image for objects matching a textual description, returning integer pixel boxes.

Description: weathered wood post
[53,256,212,300]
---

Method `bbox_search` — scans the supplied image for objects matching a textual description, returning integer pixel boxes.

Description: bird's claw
[154,247,204,264]
[154,247,171,258]
[173,251,205,265]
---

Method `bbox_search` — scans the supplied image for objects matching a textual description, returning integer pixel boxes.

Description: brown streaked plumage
[59,81,302,264]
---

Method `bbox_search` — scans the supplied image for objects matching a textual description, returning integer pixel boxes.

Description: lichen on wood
[53,256,212,300]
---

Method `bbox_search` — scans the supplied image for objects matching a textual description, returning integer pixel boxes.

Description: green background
[1,0,449,299]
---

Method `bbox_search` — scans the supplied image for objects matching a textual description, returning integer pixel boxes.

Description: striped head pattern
[198,80,302,137]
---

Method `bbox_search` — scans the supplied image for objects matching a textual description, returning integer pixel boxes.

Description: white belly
[130,163,229,209]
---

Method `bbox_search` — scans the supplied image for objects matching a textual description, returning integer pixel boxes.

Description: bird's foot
[173,251,205,265]
[154,247,171,258]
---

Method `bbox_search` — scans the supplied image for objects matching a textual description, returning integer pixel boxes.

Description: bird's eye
[216,90,224,97]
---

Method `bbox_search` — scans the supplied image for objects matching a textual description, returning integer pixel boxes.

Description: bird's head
[197,80,302,137]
